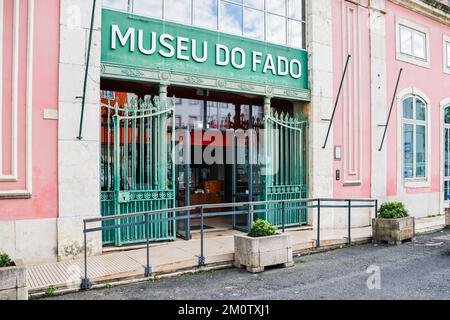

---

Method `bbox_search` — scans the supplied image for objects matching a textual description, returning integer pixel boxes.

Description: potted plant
[373,202,415,245]
[234,220,294,273]
[0,252,28,300]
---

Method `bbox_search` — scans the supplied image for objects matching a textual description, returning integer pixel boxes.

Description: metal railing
[81,198,378,289]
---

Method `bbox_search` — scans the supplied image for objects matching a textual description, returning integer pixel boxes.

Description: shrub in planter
[373,202,415,245]
[234,220,293,273]
[378,202,409,219]
[248,219,277,238]
[0,252,12,268]
[0,252,28,300]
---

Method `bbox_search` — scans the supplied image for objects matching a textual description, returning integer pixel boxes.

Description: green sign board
[101,9,309,99]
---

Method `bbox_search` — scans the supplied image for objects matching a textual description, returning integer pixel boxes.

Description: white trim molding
[444,35,450,75]
[0,0,34,197]
[395,17,430,69]
[396,87,432,191]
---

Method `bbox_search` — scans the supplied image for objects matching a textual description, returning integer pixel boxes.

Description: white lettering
[177,36,190,61]
[263,54,276,75]
[231,47,246,69]
[138,30,156,55]
[277,56,289,76]
[216,44,230,66]
[111,25,135,52]
[159,34,175,58]
[192,39,208,63]
[289,59,302,79]
[252,51,262,72]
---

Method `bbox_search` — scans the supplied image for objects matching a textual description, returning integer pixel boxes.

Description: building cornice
[388,0,450,26]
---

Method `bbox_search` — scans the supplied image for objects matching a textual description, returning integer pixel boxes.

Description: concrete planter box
[372,217,415,245]
[0,259,28,300]
[234,233,294,273]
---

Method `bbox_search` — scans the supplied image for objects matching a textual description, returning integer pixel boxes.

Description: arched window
[402,96,427,179]
[444,105,450,200]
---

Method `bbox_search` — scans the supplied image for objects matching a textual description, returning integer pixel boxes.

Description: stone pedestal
[234,234,293,273]
[0,259,28,300]
[372,217,415,245]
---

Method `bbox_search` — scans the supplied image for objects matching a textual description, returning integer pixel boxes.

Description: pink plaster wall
[0,0,59,220]
[332,0,372,198]
[385,1,450,196]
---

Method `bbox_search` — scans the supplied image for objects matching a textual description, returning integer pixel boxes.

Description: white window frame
[440,98,450,207]
[444,35,450,75]
[397,88,431,189]
[395,17,430,68]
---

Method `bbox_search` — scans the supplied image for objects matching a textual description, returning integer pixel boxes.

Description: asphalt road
[48,229,450,300]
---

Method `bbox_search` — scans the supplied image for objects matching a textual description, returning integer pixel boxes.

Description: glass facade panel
[244,0,264,10]
[267,13,286,45]
[288,0,303,20]
[102,0,307,49]
[288,19,303,49]
[244,7,264,41]
[193,0,218,30]
[403,124,414,179]
[220,1,244,35]
[133,0,163,18]
[267,0,286,15]
[104,0,129,11]
[166,0,192,24]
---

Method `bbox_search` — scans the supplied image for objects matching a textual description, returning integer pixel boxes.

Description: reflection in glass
[175,98,204,129]
[403,124,414,179]
[244,0,264,10]
[166,0,192,24]
[288,19,303,49]
[412,32,426,59]
[267,13,286,45]
[103,0,129,10]
[244,7,264,41]
[194,0,218,30]
[288,0,302,20]
[445,106,450,124]
[133,0,163,19]
[220,1,243,35]
[400,26,412,55]
[403,97,414,119]
[416,99,426,121]
[416,125,426,178]
[267,0,286,15]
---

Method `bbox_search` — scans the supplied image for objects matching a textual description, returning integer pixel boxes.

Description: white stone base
[57,216,102,261]
[0,219,57,264]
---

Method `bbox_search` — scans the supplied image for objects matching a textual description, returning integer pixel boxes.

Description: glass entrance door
[176,129,191,240]
[444,106,450,201]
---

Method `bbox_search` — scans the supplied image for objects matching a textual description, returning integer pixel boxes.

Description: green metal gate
[263,111,308,227]
[100,97,176,246]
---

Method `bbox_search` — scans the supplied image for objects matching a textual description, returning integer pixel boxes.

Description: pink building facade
[0,0,449,264]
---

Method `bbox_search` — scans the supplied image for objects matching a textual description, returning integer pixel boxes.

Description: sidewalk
[27,216,445,295]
